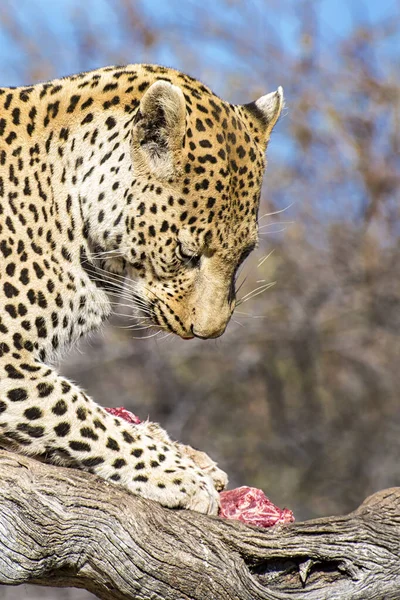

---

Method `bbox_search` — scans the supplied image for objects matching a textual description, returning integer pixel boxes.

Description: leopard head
[85,74,283,339]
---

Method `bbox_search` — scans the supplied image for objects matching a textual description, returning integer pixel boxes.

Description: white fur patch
[255,86,284,124]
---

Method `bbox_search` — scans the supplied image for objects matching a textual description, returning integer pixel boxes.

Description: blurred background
[0,0,399,598]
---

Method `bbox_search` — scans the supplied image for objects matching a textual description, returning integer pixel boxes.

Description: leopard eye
[175,243,201,268]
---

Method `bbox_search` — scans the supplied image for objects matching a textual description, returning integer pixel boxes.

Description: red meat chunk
[105,406,142,425]
[219,486,294,527]
[104,406,295,527]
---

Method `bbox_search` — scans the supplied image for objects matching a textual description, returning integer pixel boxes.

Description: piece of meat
[105,406,142,425]
[104,406,295,527]
[219,486,294,527]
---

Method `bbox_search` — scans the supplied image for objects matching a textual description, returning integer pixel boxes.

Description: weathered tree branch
[0,450,399,600]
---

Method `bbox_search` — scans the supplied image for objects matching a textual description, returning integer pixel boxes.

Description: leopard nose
[190,323,227,339]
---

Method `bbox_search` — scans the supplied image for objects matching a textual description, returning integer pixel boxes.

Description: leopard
[0,64,283,515]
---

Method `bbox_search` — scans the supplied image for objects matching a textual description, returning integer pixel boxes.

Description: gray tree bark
[0,449,398,600]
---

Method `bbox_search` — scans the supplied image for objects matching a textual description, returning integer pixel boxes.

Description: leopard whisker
[232,318,245,328]
[239,282,275,301]
[257,249,275,268]
[83,257,171,316]
[259,227,288,235]
[234,310,268,318]
[235,275,248,295]
[129,329,164,340]
[258,220,294,230]
[237,282,276,306]
[257,203,294,223]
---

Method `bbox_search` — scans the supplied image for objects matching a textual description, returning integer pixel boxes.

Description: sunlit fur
[0,65,282,514]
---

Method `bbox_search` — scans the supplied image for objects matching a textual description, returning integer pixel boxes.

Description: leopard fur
[0,64,283,514]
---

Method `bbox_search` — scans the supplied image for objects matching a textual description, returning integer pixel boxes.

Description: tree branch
[0,450,399,599]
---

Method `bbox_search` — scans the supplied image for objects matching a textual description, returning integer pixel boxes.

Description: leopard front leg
[0,358,220,515]
[144,422,228,492]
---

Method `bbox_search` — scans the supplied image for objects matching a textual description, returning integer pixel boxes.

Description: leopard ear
[243,86,284,144]
[131,80,186,179]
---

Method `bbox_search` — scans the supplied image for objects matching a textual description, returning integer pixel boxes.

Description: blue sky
[0,0,397,89]
[0,0,397,224]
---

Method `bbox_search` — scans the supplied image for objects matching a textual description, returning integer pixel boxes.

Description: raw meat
[104,406,295,527]
[219,486,294,527]
[105,406,142,425]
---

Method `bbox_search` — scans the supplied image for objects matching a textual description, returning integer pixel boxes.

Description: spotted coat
[0,64,283,513]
